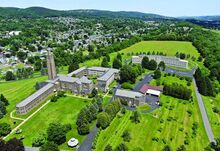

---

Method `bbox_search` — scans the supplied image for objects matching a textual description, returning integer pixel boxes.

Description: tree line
[163,83,192,100]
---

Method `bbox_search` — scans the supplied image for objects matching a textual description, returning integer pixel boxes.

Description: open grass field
[81,41,200,68]
[94,74,209,150]
[203,94,220,138]
[8,96,91,150]
[0,76,47,128]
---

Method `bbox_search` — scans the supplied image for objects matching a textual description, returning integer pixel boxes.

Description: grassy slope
[95,76,209,150]
[8,96,90,150]
[0,76,47,127]
[81,41,200,67]
[203,94,220,138]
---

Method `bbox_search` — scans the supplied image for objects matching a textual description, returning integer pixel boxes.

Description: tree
[141,56,149,69]
[113,58,122,69]
[0,123,11,137]
[3,138,24,151]
[163,145,172,151]
[0,101,7,116]
[158,61,166,71]
[176,145,186,151]
[121,130,131,142]
[120,65,137,84]
[0,94,9,106]
[104,144,113,151]
[101,57,109,67]
[147,59,157,70]
[97,112,111,129]
[39,141,59,151]
[88,45,94,52]
[153,69,161,79]
[89,88,98,98]
[47,123,66,145]
[115,143,128,151]
[130,111,141,124]
[68,62,79,73]
[5,71,16,81]
[117,53,122,61]
[32,133,47,147]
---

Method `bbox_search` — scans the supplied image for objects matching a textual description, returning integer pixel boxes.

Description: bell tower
[47,48,57,80]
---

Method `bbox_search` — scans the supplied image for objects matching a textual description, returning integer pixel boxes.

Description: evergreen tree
[0,94,9,106]
[153,69,162,79]
[116,53,122,61]
[39,141,59,151]
[158,61,166,71]
[68,62,79,73]
[113,58,122,69]
[141,56,149,69]
[5,71,16,81]
[101,57,110,67]
[147,59,157,70]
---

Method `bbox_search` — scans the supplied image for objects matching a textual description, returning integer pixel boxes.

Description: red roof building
[139,84,163,94]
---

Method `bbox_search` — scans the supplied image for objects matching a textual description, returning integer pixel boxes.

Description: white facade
[132,55,188,68]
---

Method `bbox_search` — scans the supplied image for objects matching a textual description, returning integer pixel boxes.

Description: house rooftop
[139,84,163,94]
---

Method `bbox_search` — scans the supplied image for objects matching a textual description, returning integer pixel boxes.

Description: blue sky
[1,0,220,17]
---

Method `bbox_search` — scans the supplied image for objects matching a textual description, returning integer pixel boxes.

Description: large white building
[132,55,188,68]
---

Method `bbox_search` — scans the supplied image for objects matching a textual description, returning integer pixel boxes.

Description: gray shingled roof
[97,69,119,81]
[87,66,109,72]
[67,67,87,77]
[115,89,144,99]
[16,83,54,108]
[80,76,92,84]
[58,75,78,83]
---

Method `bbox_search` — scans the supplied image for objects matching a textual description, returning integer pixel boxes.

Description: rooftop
[97,69,119,81]
[115,89,144,99]
[67,67,87,77]
[16,83,54,108]
[146,89,161,96]
[139,84,163,94]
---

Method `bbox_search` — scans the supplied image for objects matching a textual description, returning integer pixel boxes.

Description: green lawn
[8,96,91,150]
[203,94,220,138]
[94,73,209,150]
[0,76,47,128]
[81,41,200,68]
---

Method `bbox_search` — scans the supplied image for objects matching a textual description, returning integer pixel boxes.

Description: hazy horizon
[1,0,220,17]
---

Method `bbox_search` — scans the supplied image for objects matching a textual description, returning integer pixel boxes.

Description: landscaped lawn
[203,94,220,138]
[0,76,47,128]
[8,96,91,150]
[95,94,209,151]
[94,72,209,150]
[81,41,200,68]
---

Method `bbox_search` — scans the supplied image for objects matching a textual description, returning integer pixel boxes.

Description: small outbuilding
[68,138,79,148]
[139,84,163,97]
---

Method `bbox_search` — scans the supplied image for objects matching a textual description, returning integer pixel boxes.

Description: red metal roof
[139,84,163,94]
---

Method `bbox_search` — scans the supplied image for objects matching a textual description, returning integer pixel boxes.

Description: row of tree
[97,99,121,129]
[163,83,192,100]
[76,96,103,135]
[194,68,215,96]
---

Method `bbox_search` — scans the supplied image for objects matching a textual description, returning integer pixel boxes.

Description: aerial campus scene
[0,0,220,151]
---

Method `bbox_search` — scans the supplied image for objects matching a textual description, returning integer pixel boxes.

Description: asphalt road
[133,73,153,91]
[193,79,216,144]
[165,67,196,77]
[78,126,98,151]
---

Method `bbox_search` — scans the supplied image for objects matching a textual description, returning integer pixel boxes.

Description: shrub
[121,130,131,142]
[32,133,47,147]
[0,123,11,137]
[121,82,133,90]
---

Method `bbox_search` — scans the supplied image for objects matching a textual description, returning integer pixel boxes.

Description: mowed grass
[95,75,209,150]
[95,95,209,151]
[81,41,200,67]
[203,94,220,138]
[0,76,47,128]
[8,96,90,150]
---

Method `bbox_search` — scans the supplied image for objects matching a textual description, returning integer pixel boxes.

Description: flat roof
[115,89,143,99]
[146,89,161,96]
[16,83,54,108]
[88,66,109,72]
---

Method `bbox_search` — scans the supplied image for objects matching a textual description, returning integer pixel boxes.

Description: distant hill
[179,16,220,21]
[0,7,173,20]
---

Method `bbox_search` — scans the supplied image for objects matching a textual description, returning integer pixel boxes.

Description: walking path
[193,79,216,144]
[10,110,25,121]
[3,100,50,140]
